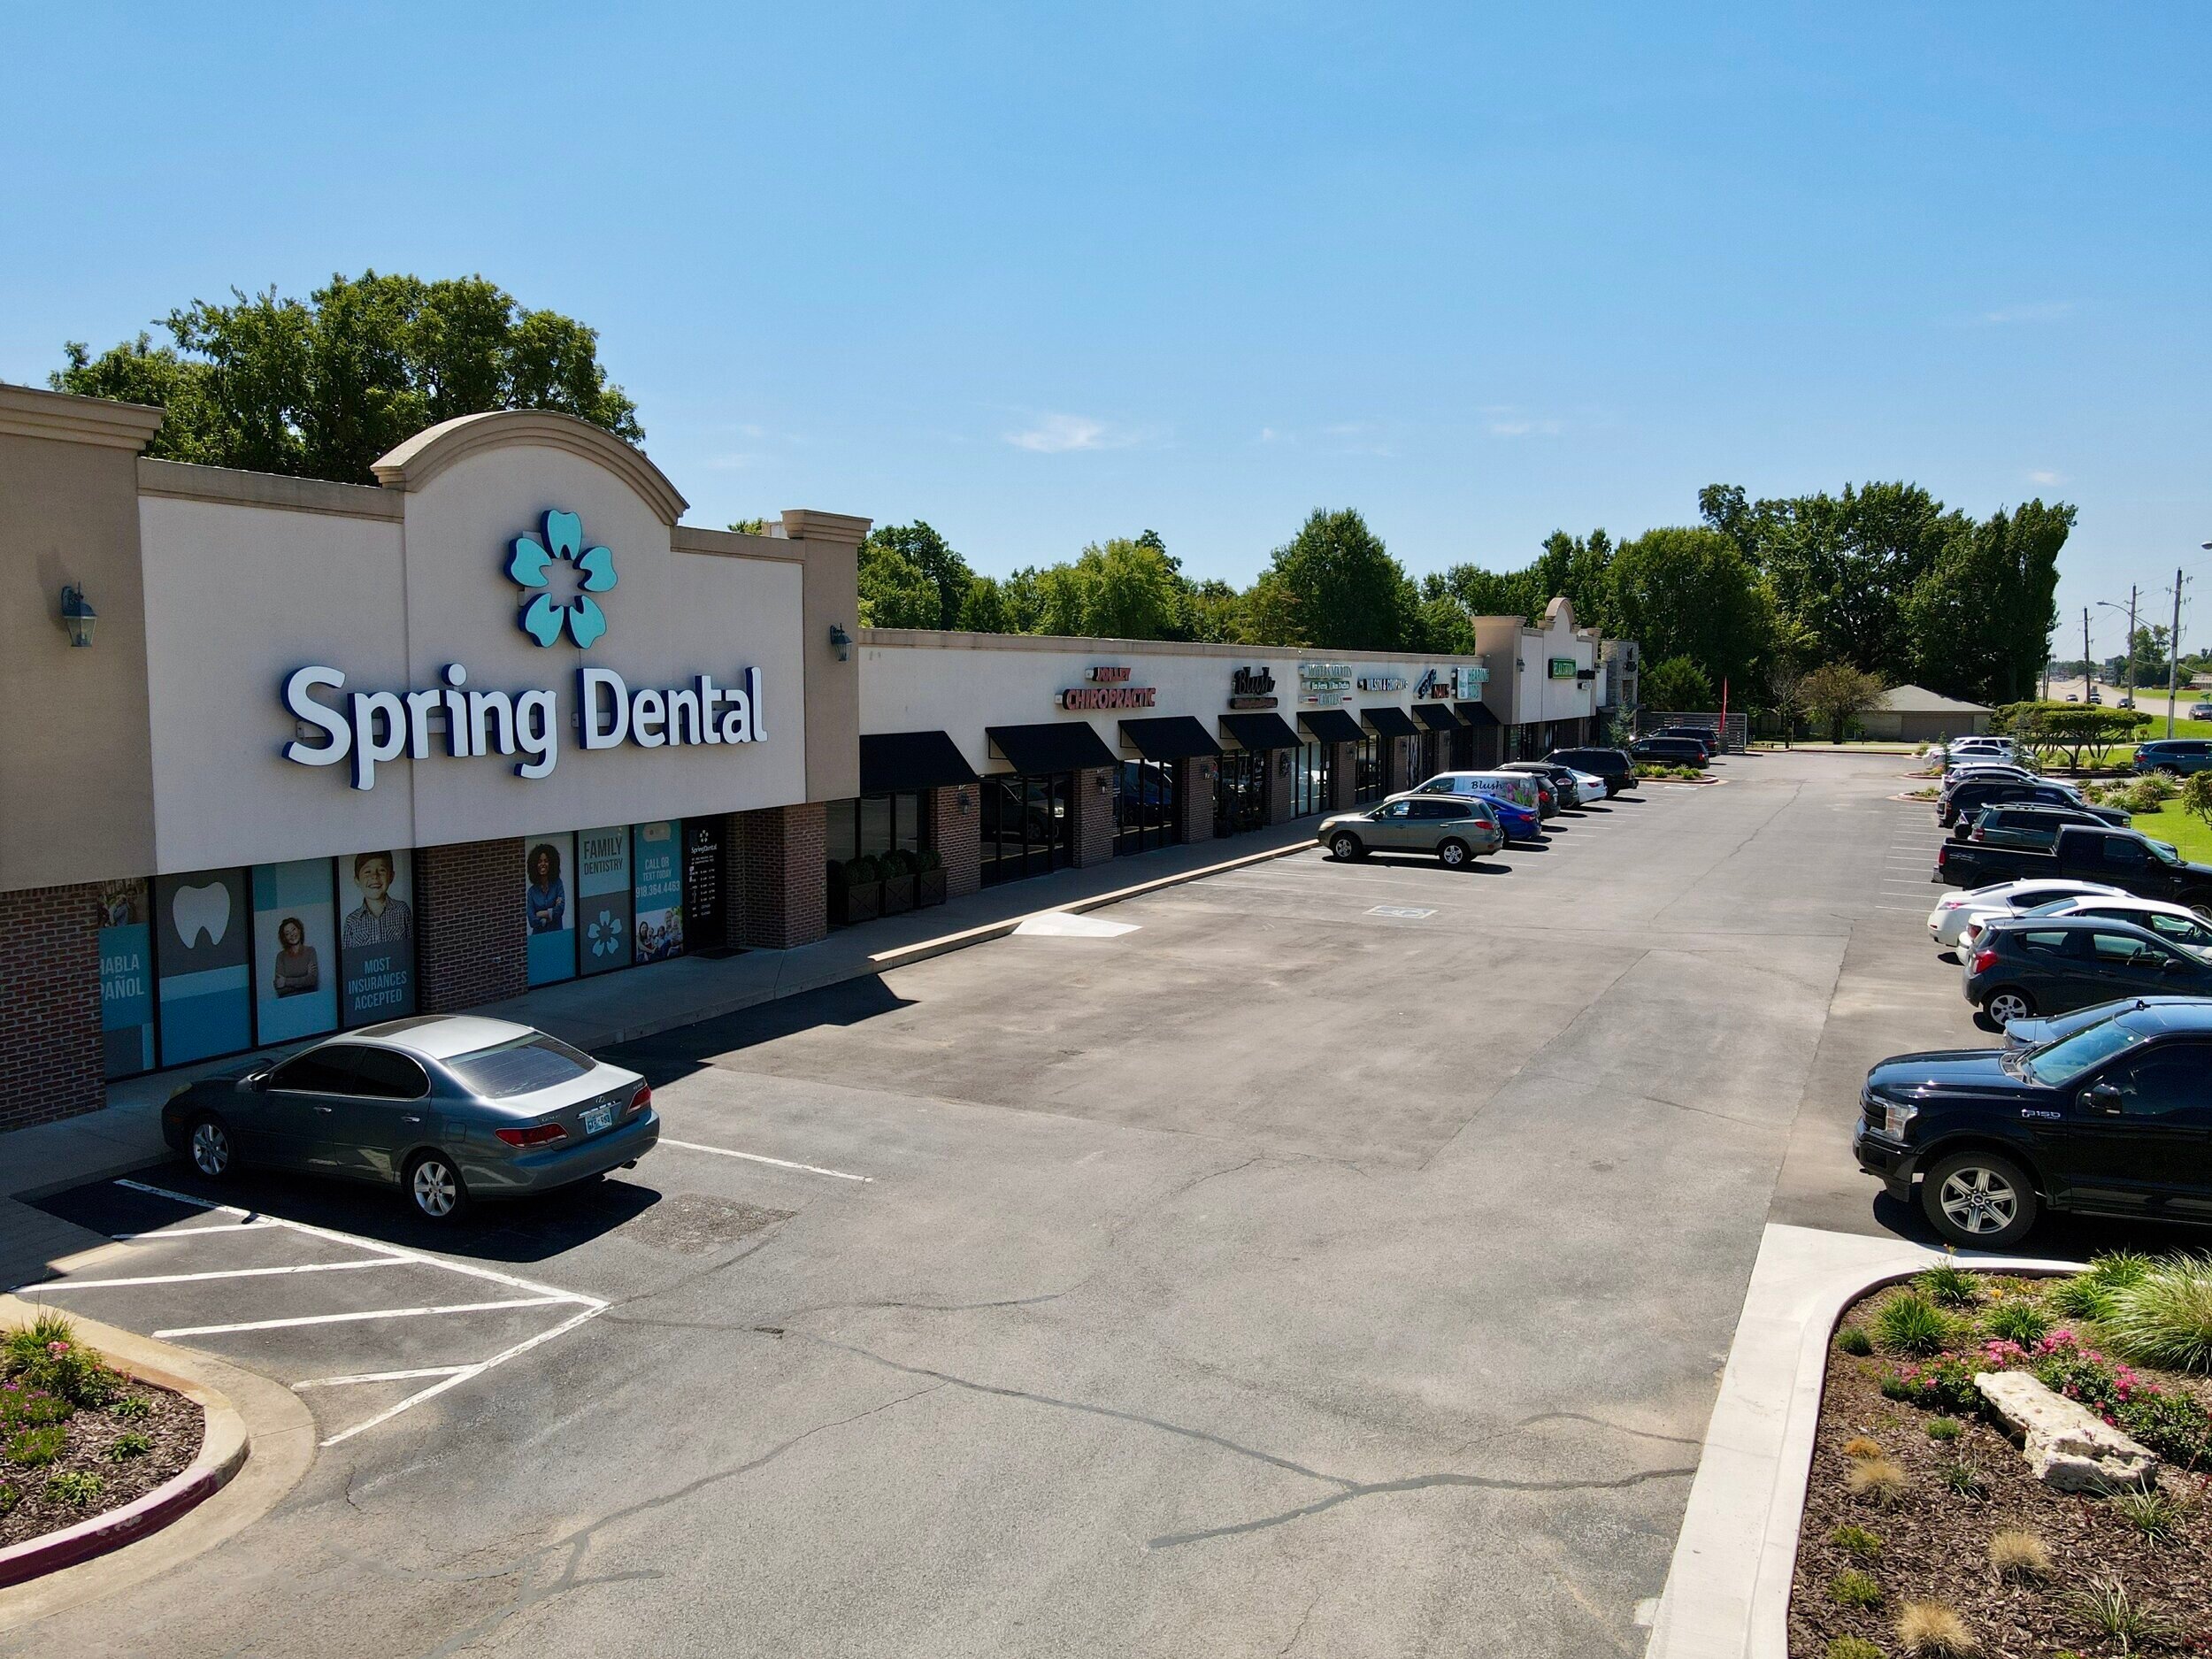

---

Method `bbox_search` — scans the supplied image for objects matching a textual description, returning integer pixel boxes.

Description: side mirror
[2162,955,2189,973]
[2080,1083,2123,1116]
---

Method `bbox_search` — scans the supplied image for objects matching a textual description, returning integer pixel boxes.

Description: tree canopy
[53,272,641,487]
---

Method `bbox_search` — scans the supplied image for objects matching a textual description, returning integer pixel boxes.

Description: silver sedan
[161,1015,659,1221]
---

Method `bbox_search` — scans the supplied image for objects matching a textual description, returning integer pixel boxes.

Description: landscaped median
[0,1309,242,1590]
[1648,1227,2212,1659]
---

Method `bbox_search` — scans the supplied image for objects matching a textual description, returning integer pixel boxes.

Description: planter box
[916,868,947,908]
[832,881,882,926]
[881,873,915,916]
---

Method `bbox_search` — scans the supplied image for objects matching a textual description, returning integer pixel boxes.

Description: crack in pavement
[1516,1410,1702,1448]
[1146,1463,1697,1549]
[403,1382,944,1657]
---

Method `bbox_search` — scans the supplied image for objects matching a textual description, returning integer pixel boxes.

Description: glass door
[1115,761,1175,857]
[1215,750,1267,836]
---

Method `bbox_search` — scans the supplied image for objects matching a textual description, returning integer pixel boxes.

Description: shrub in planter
[1880,1353,1981,1412]
[2102,1255,2212,1374]
[3,1312,119,1408]
[834,856,883,926]
[880,858,916,915]
[1875,1291,1954,1356]
[915,847,947,907]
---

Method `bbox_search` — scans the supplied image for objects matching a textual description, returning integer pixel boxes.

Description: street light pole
[2169,568,2185,741]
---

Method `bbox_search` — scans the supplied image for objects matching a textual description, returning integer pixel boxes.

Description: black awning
[1119,715,1222,762]
[859,730,981,795]
[1456,702,1502,728]
[1299,708,1365,745]
[1414,704,1463,732]
[1363,705,1420,739]
[986,721,1120,775]
[1219,711,1302,751]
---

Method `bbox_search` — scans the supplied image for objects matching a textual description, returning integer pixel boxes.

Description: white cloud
[1257,426,1284,443]
[1003,413,1140,453]
[1480,405,1563,438]
[1978,301,2074,326]
[2027,468,2062,485]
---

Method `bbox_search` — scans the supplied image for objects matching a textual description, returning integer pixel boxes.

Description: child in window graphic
[342,851,413,948]
[527,843,567,933]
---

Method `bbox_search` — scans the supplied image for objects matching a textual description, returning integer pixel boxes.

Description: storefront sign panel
[578,826,634,976]
[684,821,724,947]
[634,820,684,963]
[526,833,578,986]
[98,879,155,1078]
[339,849,417,1025]
[252,857,339,1044]
[153,869,253,1065]
[1549,657,1578,679]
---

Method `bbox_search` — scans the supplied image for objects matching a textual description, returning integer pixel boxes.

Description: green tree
[726,518,767,535]
[1901,502,2070,704]
[1076,537,1189,640]
[1764,615,1820,747]
[1641,655,1715,713]
[856,538,941,628]
[53,272,640,485]
[1607,526,1773,692]
[1251,508,1412,650]
[1802,662,1888,742]
[2180,771,2212,838]
[860,522,972,632]
[1184,578,1244,643]
[955,573,1014,633]
[1994,702,2151,770]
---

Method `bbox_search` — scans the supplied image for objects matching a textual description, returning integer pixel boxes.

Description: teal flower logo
[509,509,617,648]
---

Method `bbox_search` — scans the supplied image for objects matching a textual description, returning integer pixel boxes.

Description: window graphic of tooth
[173,881,232,950]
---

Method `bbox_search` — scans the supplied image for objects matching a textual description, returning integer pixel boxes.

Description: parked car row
[1854,758,2212,1247]
[1314,747,1646,869]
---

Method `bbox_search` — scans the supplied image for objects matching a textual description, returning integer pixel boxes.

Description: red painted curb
[0,1408,245,1589]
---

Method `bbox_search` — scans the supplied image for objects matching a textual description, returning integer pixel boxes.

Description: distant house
[1861,683,1993,741]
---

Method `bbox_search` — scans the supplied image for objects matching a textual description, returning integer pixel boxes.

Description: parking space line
[156,1294,572,1340]
[319,1303,607,1448]
[660,1137,873,1182]
[294,1364,473,1389]
[110,1220,289,1241]
[35,1258,403,1291]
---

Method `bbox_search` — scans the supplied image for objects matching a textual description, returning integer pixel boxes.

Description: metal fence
[1633,710,1749,754]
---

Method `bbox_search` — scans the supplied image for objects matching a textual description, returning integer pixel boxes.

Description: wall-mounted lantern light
[59,584,96,649]
[956,787,972,815]
[829,623,852,662]
[1277,751,1291,778]
[1095,772,1110,794]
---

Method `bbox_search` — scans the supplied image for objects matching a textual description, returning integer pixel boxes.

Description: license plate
[581,1102,615,1135]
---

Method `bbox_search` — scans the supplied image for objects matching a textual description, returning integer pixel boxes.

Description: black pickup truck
[1935,824,2212,911]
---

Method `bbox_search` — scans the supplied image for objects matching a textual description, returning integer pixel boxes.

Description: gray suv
[1318,795,1503,868]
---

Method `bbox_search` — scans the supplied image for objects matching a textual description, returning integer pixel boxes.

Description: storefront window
[1352,736,1382,803]
[1291,741,1329,817]
[634,820,685,963]
[1114,762,1176,856]
[980,774,1073,885]
[826,795,928,868]
[525,833,578,987]
[1216,751,1267,836]
[577,826,634,976]
[252,858,340,1045]
[98,879,155,1079]
[338,850,417,1026]
[151,869,255,1065]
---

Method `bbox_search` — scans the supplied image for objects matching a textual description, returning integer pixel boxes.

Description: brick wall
[1174,757,1216,844]
[417,839,527,1013]
[0,883,104,1131]
[928,786,982,898]
[734,802,828,949]
[1071,767,1117,868]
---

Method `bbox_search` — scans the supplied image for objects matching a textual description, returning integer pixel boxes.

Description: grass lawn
[2121,799,2212,863]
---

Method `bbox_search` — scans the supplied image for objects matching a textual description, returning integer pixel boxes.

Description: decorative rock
[1974,1370,2158,1493]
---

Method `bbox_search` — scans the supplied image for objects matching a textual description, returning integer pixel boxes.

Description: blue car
[2134,739,2212,776]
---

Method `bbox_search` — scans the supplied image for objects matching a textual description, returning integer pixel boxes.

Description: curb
[1644,1225,2075,1659]
[0,1299,243,1589]
[867,837,1314,975]
[0,1295,314,1618]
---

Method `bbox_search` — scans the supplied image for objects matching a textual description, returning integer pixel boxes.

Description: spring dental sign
[279,507,767,791]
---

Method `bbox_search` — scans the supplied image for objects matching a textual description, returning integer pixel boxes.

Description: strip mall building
[0,387,1622,1127]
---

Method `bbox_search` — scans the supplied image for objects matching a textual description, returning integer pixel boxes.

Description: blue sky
[6,4,2208,659]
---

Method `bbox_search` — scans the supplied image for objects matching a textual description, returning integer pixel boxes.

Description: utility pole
[2083,607,2092,697]
[2125,584,2139,711]
[2169,568,2187,740]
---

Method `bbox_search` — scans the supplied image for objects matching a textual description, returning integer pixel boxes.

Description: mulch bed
[1790,1278,2212,1657]
[0,1375,202,1551]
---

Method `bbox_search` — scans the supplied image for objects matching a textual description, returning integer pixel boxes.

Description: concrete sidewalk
[0,820,1321,1291]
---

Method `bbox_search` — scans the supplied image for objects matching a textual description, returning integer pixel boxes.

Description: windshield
[446,1033,599,1098]
[2148,840,2181,864]
[2024,1019,2147,1087]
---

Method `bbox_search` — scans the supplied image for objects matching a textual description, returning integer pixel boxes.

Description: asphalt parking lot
[10,749,2114,1659]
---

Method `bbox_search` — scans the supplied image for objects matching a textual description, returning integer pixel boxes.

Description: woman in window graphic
[271,916,319,997]
[342,851,413,949]
[527,843,567,934]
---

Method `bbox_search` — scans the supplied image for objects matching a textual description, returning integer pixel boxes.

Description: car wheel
[1329,833,1363,861]
[405,1151,471,1222]
[1438,838,1471,869]
[1920,1148,2039,1249]
[188,1114,234,1180]
[1982,987,2034,1025]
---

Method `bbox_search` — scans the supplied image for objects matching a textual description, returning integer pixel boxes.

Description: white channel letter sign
[282,664,766,791]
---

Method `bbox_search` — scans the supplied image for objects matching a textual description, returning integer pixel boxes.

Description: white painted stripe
[113,1179,603,1309]
[110,1220,288,1241]
[293,1364,472,1389]
[660,1137,872,1183]
[40,1258,401,1291]
[155,1294,570,1340]
[319,1302,607,1448]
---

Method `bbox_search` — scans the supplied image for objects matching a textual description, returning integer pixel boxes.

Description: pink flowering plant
[1,1313,119,1409]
